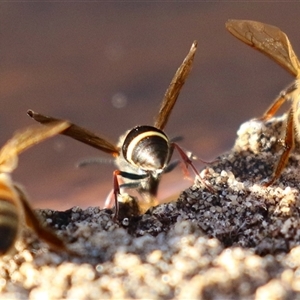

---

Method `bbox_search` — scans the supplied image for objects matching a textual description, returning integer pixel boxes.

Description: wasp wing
[226,19,300,77]
[154,41,198,130]
[27,110,119,156]
[0,121,70,173]
[14,183,78,255]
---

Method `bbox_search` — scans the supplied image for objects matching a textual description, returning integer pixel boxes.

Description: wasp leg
[258,82,297,121]
[113,170,122,220]
[264,108,295,187]
[112,170,148,220]
[171,143,216,193]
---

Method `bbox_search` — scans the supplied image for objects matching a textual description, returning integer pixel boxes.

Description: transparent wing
[0,121,69,172]
[154,41,198,130]
[27,110,119,156]
[226,19,300,77]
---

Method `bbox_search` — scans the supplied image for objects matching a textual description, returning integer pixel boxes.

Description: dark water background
[1,4,298,209]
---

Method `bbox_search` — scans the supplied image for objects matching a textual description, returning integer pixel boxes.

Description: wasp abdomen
[0,195,19,255]
[122,125,171,171]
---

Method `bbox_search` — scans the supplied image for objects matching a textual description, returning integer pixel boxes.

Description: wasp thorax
[122,125,171,171]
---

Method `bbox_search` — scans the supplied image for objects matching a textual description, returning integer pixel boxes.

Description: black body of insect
[27,41,215,218]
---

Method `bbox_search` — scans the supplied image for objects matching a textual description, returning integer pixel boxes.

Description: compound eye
[122,126,170,171]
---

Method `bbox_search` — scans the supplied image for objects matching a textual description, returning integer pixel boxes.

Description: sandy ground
[1,114,300,299]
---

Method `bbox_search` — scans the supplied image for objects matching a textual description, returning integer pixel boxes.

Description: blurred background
[0,3,299,210]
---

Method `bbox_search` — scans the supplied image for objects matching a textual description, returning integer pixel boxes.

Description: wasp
[0,122,73,255]
[27,41,215,217]
[226,19,300,187]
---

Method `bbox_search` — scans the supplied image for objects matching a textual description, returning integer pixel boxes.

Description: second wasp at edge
[226,20,300,187]
[0,122,77,256]
[27,41,216,218]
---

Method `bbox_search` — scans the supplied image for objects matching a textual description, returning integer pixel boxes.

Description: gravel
[1,114,300,299]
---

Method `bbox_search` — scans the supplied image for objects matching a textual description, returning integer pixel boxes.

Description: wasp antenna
[77,157,115,168]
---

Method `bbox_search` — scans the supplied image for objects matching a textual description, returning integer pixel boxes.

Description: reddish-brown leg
[172,143,216,193]
[113,170,122,220]
[264,108,295,187]
[258,94,287,121]
[258,83,296,121]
